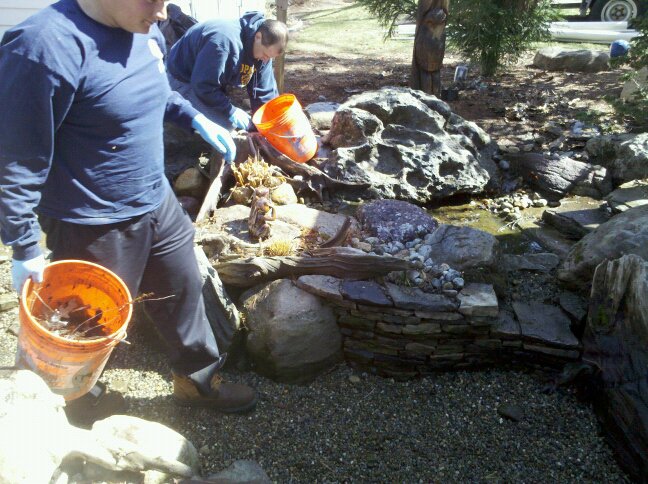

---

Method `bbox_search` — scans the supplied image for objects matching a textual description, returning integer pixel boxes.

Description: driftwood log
[584,254,648,481]
[411,0,449,96]
[214,247,416,287]
[196,149,229,223]
[249,132,370,200]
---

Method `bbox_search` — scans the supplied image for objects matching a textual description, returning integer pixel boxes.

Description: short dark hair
[258,19,288,51]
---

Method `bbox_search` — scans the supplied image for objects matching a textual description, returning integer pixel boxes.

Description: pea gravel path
[0,255,628,482]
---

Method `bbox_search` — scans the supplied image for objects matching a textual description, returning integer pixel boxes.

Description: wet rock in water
[585,133,648,184]
[357,199,438,244]
[320,87,498,204]
[541,196,610,240]
[559,204,648,288]
[604,179,648,214]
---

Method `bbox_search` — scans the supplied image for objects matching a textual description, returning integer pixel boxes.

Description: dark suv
[555,0,646,21]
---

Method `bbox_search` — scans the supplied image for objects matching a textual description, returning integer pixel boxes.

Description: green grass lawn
[289,5,411,59]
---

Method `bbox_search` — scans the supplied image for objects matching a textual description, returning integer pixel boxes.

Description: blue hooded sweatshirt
[0,0,199,261]
[166,12,279,117]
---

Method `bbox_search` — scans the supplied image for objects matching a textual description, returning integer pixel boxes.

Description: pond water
[428,200,545,255]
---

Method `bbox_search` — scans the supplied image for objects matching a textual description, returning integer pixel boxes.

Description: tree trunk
[410,0,449,96]
[274,0,289,94]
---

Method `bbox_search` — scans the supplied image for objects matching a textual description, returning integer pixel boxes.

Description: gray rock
[533,47,610,73]
[498,403,524,422]
[585,133,648,184]
[500,253,561,272]
[559,291,588,324]
[491,310,521,338]
[541,196,610,240]
[620,66,648,102]
[605,179,648,214]
[207,460,271,484]
[508,153,612,201]
[423,224,500,271]
[512,302,580,349]
[295,275,343,301]
[385,283,458,312]
[305,101,340,131]
[340,280,392,306]
[357,199,438,244]
[321,87,498,204]
[457,283,498,317]
[243,280,343,383]
[559,205,648,287]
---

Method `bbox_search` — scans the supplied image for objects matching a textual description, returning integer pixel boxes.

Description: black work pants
[40,186,223,394]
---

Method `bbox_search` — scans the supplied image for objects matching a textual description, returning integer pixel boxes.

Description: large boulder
[533,47,610,73]
[320,87,499,204]
[242,279,342,383]
[558,204,648,287]
[585,133,648,184]
[584,255,648,481]
[0,370,199,483]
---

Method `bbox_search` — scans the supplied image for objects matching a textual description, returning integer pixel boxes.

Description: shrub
[355,0,559,76]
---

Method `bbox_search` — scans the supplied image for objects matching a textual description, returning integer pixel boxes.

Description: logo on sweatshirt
[148,39,165,74]
[239,64,255,87]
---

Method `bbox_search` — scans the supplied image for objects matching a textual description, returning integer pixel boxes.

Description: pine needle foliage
[447,0,559,76]
[352,0,418,38]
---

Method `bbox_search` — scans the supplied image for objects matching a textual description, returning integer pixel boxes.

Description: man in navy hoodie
[166,12,288,131]
[0,0,257,413]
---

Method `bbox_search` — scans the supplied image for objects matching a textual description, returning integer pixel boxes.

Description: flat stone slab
[541,196,609,240]
[491,310,521,338]
[605,179,648,214]
[559,291,588,323]
[385,283,458,312]
[295,275,343,301]
[500,253,560,272]
[457,283,498,317]
[512,302,579,349]
[340,280,392,306]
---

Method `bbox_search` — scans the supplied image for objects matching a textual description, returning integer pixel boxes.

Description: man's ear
[255,31,262,43]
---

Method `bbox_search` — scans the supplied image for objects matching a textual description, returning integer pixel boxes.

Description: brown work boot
[173,373,257,413]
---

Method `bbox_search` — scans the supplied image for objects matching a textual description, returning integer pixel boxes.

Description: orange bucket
[17,260,132,401]
[252,93,317,163]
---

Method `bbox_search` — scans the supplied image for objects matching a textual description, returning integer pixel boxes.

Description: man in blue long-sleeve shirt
[0,0,256,413]
[166,12,288,131]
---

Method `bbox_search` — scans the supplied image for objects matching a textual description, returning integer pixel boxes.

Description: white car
[554,0,647,21]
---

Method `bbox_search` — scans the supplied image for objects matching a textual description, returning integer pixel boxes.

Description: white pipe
[551,21,629,31]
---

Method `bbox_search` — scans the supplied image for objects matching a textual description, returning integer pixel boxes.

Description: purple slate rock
[357,200,438,244]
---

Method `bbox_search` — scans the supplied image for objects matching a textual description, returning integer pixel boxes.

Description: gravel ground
[0,251,629,483]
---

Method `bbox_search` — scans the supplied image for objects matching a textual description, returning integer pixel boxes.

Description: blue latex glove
[228,107,252,131]
[12,254,46,294]
[191,114,236,164]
